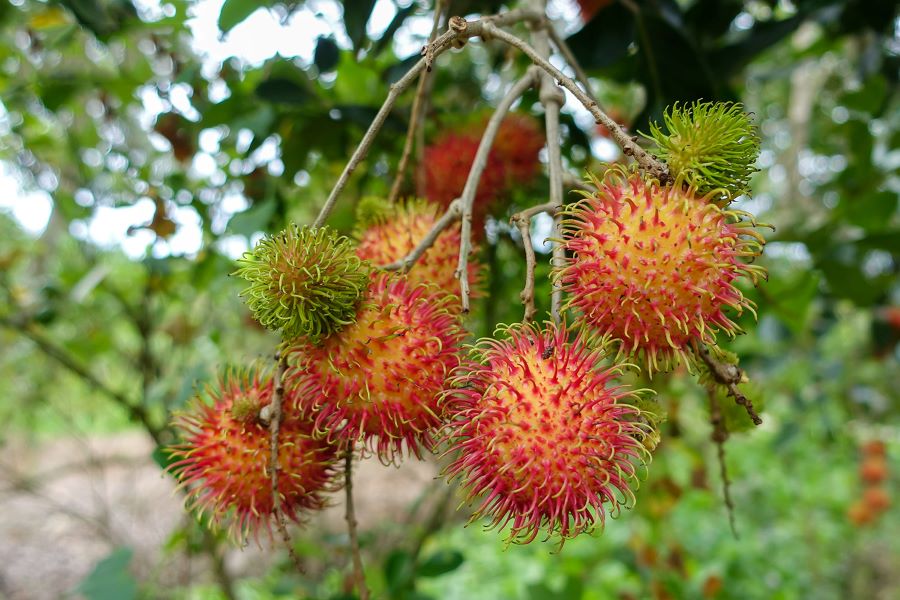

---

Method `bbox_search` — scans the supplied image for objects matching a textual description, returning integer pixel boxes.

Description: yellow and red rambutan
[441,321,648,544]
[354,197,482,306]
[167,368,339,542]
[555,166,767,374]
[286,272,466,462]
[422,113,543,233]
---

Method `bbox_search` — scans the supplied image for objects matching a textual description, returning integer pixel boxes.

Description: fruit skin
[644,101,761,202]
[286,272,466,463]
[847,500,875,526]
[860,456,888,484]
[354,197,482,306]
[862,439,887,457]
[234,225,370,342]
[167,368,339,542]
[441,321,649,545]
[423,113,543,233]
[555,166,766,374]
[863,486,891,512]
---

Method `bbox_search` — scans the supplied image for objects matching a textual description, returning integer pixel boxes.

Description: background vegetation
[0,0,898,598]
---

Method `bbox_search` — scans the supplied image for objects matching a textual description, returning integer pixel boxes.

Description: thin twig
[260,354,305,574]
[530,0,565,323]
[479,22,671,183]
[509,202,556,322]
[313,8,544,227]
[456,70,539,312]
[708,387,738,538]
[693,343,762,426]
[382,199,462,271]
[388,0,444,203]
[344,450,369,600]
[0,316,164,446]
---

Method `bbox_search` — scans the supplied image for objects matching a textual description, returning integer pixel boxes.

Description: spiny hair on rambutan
[645,101,760,201]
[354,197,482,306]
[554,165,768,375]
[234,224,370,342]
[286,272,466,463]
[441,321,650,545]
[167,367,340,543]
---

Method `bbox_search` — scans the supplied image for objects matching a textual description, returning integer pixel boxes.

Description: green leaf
[343,0,377,52]
[384,549,415,592]
[416,550,464,578]
[218,0,262,34]
[255,78,312,105]
[75,547,137,600]
[314,36,341,73]
[227,200,277,238]
[840,75,888,114]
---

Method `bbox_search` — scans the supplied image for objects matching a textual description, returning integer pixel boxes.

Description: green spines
[234,224,370,343]
[645,101,761,201]
[355,196,395,230]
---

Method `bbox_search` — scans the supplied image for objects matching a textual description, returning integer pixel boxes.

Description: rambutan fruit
[860,457,888,484]
[167,368,339,542]
[862,439,887,457]
[441,321,649,545]
[576,0,614,22]
[863,486,891,512]
[234,225,370,342]
[286,272,466,462]
[644,101,760,201]
[847,500,875,526]
[354,197,482,306]
[555,166,767,374]
[422,113,543,232]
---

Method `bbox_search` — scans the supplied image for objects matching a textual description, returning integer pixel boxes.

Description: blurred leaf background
[0,0,898,599]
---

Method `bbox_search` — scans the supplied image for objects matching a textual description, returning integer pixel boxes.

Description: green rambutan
[234,225,370,342]
[167,368,340,542]
[442,321,648,545]
[644,101,761,201]
[555,166,767,374]
[286,272,466,462]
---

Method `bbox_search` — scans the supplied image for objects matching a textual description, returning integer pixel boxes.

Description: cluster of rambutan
[168,100,768,548]
[848,439,892,526]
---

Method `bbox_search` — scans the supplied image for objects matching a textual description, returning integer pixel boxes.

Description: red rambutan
[286,272,466,462]
[555,166,766,374]
[355,198,481,306]
[423,113,543,232]
[442,321,648,544]
[167,369,339,542]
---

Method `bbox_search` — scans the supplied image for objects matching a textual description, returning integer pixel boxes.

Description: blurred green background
[0,0,898,599]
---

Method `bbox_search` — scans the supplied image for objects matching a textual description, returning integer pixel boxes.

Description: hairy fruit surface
[287,273,466,462]
[355,198,482,306]
[234,225,370,342]
[442,322,648,544]
[645,101,760,201]
[168,369,339,542]
[556,167,766,374]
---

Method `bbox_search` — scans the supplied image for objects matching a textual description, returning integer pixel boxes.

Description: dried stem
[388,0,444,203]
[529,0,565,322]
[511,213,538,322]
[708,387,738,538]
[480,22,671,183]
[344,450,369,600]
[382,199,462,271]
[314,8,544,227]
[260,353,305,574]
[694,343,762,426]
[455,69,539,312]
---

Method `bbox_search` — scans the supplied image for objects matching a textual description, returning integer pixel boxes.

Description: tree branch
[259,353,305,574]
[480,22,671,183]
[694,343,762,426]
[314,8,545,227]
[708,387,738,538]
[456,69,539,312]
[388,0,444,203]
[345,450,369,600]
[381,199,462,272]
